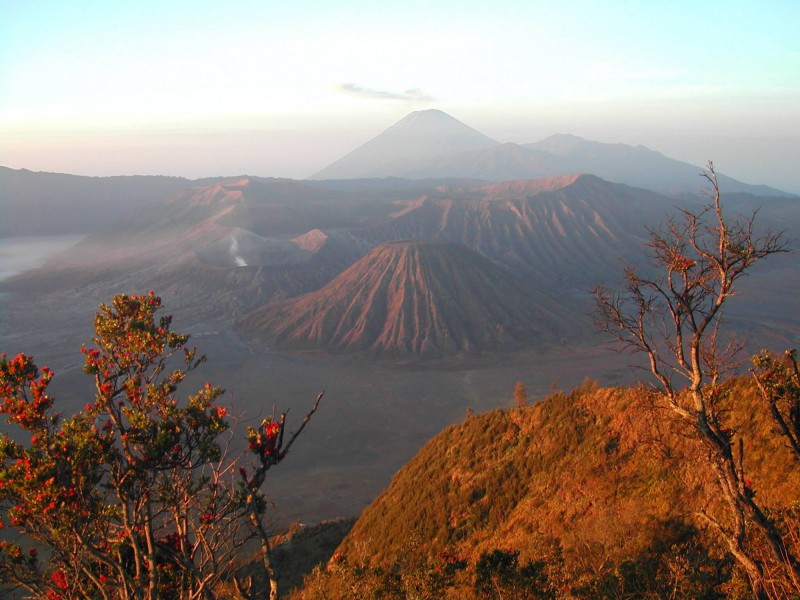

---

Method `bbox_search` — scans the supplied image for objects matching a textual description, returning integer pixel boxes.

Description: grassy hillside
[292,378,800,598]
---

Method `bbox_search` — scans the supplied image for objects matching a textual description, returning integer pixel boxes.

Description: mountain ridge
[6,171,796,355]
[310,111,792,197]
[312,378,800,596]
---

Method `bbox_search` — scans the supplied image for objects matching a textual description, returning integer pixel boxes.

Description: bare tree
[592,162,796,597]
[234,393,325,600]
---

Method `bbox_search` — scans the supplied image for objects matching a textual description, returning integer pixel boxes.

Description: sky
[1,0,799,192]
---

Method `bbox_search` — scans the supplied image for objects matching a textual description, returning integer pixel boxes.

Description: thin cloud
[338,83,435,102]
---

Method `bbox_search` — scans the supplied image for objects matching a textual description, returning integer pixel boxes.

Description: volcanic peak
[384,109,495,140]
[310,110,498,180]
[239,240,565,356]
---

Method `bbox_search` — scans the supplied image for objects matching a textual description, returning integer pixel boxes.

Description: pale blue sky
[1,0,799,191]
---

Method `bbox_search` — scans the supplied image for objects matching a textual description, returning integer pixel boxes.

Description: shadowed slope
[397,142,568,181]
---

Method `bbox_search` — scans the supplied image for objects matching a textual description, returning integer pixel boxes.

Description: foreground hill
[238,241,579,356]
[310,378,799,597]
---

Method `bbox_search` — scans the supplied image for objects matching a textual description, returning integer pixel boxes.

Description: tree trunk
[259,530,279,600]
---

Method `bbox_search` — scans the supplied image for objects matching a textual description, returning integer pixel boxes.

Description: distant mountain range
[1,110,793,240]
[2,110,798,357]
[310,109,791,197]
[0,167,196,237]
[8,168,796,356]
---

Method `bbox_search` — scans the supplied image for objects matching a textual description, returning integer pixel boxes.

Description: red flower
[51,569,69,590]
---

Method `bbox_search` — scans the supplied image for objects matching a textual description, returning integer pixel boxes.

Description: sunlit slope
[335,379,800,570]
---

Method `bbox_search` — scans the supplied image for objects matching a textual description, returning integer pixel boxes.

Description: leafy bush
[0,292,322,600]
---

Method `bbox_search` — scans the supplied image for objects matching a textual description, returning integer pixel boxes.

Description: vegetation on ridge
[593,162,795,596]
[293,378,800,598]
